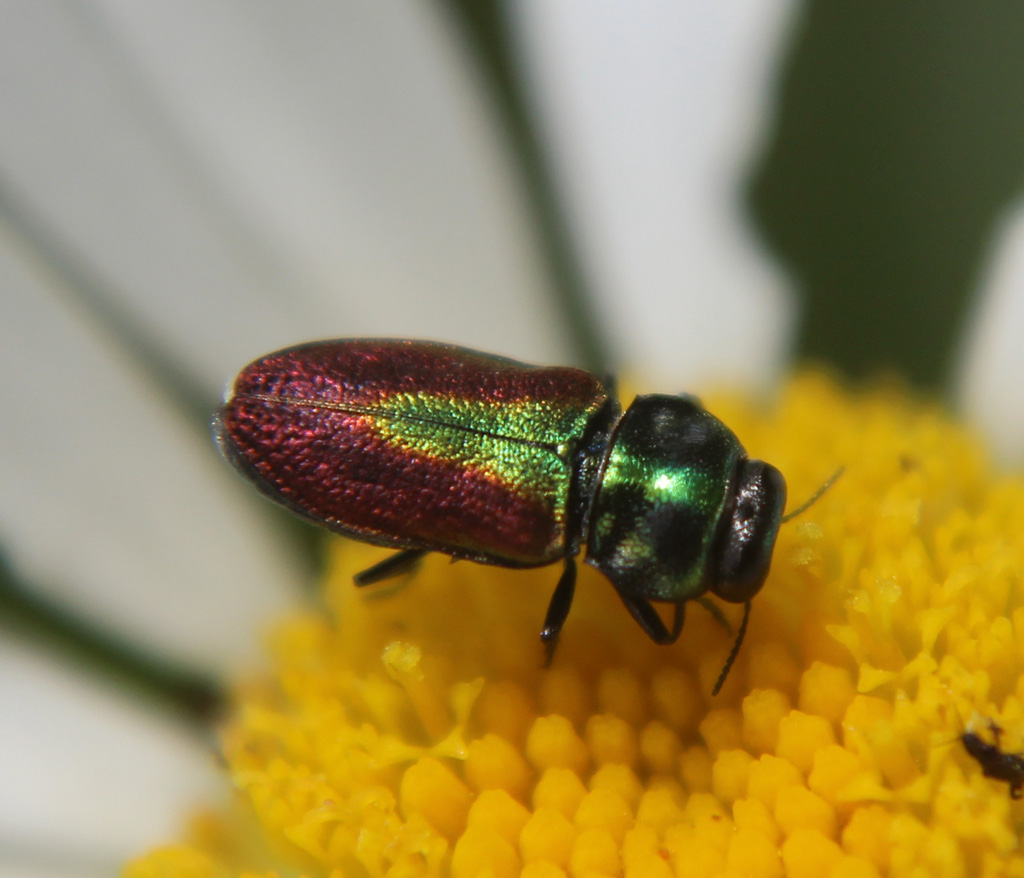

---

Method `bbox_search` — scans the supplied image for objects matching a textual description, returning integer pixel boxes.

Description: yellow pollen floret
[126,373,1024,877]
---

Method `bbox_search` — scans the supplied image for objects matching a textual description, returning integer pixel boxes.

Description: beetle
[962,719,1024,799]
[216,339,827,692]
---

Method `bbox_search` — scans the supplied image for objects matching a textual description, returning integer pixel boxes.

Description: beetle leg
[712,600,751,696]
[354,548,428,586]
[540,558,577,665]
[617,593,685,645]
[695,597,732,633]
[670,602,684,640]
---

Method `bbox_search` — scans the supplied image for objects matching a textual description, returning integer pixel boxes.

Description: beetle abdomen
[218,340,610,565]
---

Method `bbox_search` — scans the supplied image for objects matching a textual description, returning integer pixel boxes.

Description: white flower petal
[0,635,219,874]
[0,225,296,672]
[0,1,598,672]
[0,2,567,388]
[956,199,1024,465]
[513,1,798,388]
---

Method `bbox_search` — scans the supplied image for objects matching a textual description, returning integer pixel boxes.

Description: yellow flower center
[127,373,1024,878]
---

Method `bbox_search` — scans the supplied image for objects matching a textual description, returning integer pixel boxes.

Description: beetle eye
[709,460,786,603]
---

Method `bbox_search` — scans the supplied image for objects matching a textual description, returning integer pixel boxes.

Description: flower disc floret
[128,373,1024,877]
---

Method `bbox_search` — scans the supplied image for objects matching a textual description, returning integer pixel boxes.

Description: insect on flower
[216,339,837,692]
[962,718,1024,799]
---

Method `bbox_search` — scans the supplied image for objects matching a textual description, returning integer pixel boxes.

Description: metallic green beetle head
[706,457,786,603]
[585,395,787,607]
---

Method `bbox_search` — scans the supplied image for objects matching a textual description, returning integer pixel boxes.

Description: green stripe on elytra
[377,391,599,449]
[363,394,597,522]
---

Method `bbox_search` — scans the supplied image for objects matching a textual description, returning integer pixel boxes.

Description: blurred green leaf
[750,4,1024,390]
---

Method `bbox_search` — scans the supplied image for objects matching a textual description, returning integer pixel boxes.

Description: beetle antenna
[712,600,751,695]
[781,467,844,523]
[930,702,971,749]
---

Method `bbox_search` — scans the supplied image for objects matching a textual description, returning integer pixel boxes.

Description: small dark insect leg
[617,593,685,645]
[695,596,732,634]
[670,601,684,641]
[354,548,428,586]
[712,600,751,696]
[541,557,577,666]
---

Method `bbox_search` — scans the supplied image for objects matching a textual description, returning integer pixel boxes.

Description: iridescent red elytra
[217,339,809,691]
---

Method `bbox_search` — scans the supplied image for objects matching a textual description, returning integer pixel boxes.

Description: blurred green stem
[0,175,318,725]
[0,550,223,726]
[441,0,612,375]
